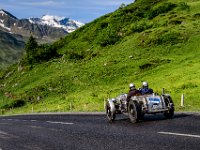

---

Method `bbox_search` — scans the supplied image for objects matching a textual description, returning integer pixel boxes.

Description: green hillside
[1,0,200,114]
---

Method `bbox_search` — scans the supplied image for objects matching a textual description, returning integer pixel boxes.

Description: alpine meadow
[1,0,200,114]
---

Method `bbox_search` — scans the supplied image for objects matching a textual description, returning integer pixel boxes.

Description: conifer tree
[25,35,38,64]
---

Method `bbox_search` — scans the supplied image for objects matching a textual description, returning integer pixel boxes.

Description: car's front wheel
[128,100,139,123]
[106,103,116,122]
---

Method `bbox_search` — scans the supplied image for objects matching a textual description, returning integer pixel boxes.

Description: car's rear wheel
[164,106,174,119]
[106,103,116,122]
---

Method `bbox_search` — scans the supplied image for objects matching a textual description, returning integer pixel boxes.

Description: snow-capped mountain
[0,9,84,68]
[29,15,84,33]
[0,9,17,32]
[0,9,84,36]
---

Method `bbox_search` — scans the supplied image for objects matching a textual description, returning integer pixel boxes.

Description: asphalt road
[0,112,200,150]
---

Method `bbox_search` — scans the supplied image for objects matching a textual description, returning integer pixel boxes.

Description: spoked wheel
[128,100,139,123]
[106,103,116,122]
[164,96,174,119]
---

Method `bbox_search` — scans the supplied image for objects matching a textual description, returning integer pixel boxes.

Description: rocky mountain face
[0,9,84,69]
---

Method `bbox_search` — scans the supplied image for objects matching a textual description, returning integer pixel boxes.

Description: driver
[139,81,153,95]
[127,83,140,101]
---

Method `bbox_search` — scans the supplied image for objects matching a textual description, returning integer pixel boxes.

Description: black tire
[139,112,145,120]
[106,103,116,122]
[128,100,139,123]
[164,106,174,119]
[164,96,174,119]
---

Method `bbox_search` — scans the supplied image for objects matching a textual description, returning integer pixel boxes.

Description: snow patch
[0,9,16,20]
[0,22,11,31]
[29,15,84,33]
[0,10,6,16]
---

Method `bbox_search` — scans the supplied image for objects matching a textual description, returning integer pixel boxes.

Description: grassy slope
[1,0,200,114]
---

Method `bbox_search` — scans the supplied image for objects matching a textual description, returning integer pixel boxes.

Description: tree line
[24,35,61,65]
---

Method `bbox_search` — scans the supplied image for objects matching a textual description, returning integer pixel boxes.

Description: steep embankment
[1,0,200,114]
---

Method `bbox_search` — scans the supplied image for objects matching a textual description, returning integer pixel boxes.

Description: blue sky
[0,0,133,23]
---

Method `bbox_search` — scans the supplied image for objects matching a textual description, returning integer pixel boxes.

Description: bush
[34,44,61,62]
[1,99,25,109]
[66,51,85,60]
[96,25,120,47]
[139,63,153,70]
[180,83,198,90]
[138,29,189,47]
[159,31,181,45]
[193,13,200,19]
[131,20,152,33]
[24,35,61,65]
[147,2,177,19]
[177,2,190,11]
[168,19,182,25]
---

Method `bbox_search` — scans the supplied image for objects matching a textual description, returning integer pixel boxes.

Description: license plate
[152,104,158,109]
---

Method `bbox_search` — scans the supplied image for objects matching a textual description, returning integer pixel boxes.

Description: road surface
[0,112,200,150]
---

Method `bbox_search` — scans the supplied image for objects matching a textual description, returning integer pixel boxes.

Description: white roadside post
[104,98,106,109]
[181,94,184,107]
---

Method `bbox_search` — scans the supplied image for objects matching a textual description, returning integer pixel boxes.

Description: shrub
[180,83,198,90]
[147,2,177,19]
[159,31,181,45]
[99,22,109,30]
[96,25,120,47]
[138,29,189,47]
[193,13,200,19]
[177,2,190,11]
[139,63,153,70]
[168,19,182,25]
[66,51,85,60]
[34,45,61,62]
[131,20,152,33]
[1,99,25,109]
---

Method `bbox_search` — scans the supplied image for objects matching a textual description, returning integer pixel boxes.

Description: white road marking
[0,130,18,139]
[7,119,13,121]
[30,125,43,129]
[1,119,73,125]
[0,123,9,125]
[46,121,74,125]
[158,132,200,138]
[0,130,9,135]
[30,120,37,122]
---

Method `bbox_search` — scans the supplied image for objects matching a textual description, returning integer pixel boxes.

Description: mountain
[0,9,84,69]
[29,15,84,33]
[1,0,200,114]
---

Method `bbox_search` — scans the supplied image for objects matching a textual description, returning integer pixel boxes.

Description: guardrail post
[70,101,72,112]
[181,94,184,107]
[104,98,106,109]
[32,106,34,113]
[162,88,164,95]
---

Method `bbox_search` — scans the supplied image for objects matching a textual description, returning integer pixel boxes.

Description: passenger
[139,81,153,95]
